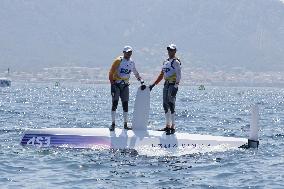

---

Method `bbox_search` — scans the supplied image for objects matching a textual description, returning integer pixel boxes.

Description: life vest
[162,58,181,82]
[112,56,134,82]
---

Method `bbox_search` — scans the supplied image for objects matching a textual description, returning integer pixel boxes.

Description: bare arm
[174,60,181,84]
[154,71,164,85]
[132,62,142,81]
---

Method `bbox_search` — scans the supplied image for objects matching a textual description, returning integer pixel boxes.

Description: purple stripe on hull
[21,134,111,147]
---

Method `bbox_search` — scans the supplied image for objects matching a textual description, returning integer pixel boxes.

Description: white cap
[167,44,177,51]
[123,46,133,52]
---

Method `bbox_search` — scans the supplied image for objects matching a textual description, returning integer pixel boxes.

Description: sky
[0,0,284,72]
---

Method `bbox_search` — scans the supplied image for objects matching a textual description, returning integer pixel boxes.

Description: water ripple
[1,83,284,188]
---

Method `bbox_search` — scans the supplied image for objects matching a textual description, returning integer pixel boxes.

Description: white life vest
[162,58,181,82]
[116,57,135,80]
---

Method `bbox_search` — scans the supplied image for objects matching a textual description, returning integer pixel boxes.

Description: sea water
[0,82,283,189]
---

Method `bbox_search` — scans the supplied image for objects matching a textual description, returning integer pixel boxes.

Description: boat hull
[20,128,248,149]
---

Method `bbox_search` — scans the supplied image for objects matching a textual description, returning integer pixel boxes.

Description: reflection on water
[0,83,283,188]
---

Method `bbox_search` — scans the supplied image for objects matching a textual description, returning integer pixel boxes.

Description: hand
[111,84,116,97]
[141,84,146,90]
[171,86,178,97]
[140,80,146,90]
[149,84,155,91]
[110,80,115,85]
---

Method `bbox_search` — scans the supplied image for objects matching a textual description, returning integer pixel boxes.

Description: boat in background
[0,78,11,87]
[0,68,11,87]
[198,85,205,90]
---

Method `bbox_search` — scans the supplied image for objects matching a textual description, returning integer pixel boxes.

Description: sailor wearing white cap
[123,45,133,52]
[108,46,145,131]
[149,44,181,135]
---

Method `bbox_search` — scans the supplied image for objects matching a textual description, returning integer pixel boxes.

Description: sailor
[149,44,181,135]
[109,46,146,131]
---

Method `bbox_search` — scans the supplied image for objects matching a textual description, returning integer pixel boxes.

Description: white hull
[21,128,248,149]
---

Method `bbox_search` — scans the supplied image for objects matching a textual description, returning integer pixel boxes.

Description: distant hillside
[0,0,283,72]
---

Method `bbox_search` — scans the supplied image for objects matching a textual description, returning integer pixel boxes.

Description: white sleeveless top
[116,57,140,82]
[162,58,181,83]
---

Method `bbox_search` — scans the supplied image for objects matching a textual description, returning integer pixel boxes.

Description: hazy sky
[0,0,284,72]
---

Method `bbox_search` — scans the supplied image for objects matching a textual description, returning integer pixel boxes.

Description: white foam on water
[135,144,236,157]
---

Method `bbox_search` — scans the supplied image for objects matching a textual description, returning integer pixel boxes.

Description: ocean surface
[0,82,283,189]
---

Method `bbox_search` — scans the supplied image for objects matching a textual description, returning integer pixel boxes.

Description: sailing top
[109,46,142,84]
[154,56,181,85]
